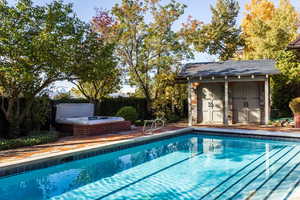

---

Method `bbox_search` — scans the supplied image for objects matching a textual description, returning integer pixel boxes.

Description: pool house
[178,60,280,126]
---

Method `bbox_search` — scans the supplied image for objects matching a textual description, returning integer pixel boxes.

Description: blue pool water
[1,133,300,200]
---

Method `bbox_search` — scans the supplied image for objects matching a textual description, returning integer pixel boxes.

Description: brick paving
[1,122,300,164]
[0,126,182,164]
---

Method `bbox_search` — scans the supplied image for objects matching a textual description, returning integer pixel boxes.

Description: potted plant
[289,97,300,128]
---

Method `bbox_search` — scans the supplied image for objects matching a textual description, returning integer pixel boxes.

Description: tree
[181,0,242,61]
[151,71,187,118]
[272,50,300,117]
[71,77,120,101]
[0,0,86,137]
[240,0,299,117]
[53,91,73,100]
[241,0,299,59]
[274,51,300,118]
[70,30,121,105]
[92,0,192,113]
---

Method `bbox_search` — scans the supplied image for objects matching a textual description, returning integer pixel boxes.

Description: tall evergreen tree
[182,0,242,61]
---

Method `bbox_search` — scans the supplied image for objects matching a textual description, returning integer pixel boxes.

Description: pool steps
[53,146,300,200]
[200,145,300,200]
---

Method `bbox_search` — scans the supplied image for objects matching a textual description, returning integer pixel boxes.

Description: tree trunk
[3,98,34,138]
[93,99,101,116]
[7,119,21,138]
[145,97,153,119]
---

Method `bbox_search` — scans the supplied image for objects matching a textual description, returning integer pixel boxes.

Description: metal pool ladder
[143,117,166,134]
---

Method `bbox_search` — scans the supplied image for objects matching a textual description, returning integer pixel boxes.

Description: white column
[264,75,269,125]
[188,78,192,126]
[224,77,229,125]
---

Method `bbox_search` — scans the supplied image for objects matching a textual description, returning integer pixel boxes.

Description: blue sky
[7,0,300,94]
[7,0,298,26]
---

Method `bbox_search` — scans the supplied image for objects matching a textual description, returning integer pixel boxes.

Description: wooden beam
[188,80,192,126]
[224,79,229,125]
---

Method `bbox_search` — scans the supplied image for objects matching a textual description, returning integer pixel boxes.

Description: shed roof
[178,59,278,78]
[288,35,300,49]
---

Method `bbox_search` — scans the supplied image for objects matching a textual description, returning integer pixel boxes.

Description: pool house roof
[178,59,278,79]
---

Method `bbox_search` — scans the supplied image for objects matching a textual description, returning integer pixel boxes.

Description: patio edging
[193,127,300,140]
[1,126,300,177]
[0,127,193,177]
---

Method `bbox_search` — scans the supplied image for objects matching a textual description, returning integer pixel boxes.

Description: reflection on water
[203,138,224,155]
[0,136,200,200]
[0,135,284,200]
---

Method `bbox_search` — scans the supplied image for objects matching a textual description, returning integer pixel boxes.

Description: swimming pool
[1,133,300,200]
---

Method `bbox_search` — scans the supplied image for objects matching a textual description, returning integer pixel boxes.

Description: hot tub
[55,103,131,136]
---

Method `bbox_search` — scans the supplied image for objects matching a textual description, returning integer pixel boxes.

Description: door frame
[198,83,224,124]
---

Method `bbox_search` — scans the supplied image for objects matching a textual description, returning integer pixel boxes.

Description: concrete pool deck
[1,124,300,171]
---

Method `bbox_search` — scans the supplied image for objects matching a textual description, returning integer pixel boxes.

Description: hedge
[0,96,187,137]
[0,131,59,151]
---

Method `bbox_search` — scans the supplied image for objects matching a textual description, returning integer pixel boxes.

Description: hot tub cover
[55,103,94,120]
[56,116,125,125]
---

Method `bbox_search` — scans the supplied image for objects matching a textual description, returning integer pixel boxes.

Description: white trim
[265,77,270,124]
[190,77,266,83]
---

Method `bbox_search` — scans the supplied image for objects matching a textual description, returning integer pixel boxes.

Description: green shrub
[289,97,300,115]
[134,120,144,126]
[0,131,59,151]
[116,106,138,123]
[167,113,181,123]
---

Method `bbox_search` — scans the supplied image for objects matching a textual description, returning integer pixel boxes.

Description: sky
[7,0,300,94]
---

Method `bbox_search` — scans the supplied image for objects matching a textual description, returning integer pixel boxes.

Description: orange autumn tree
[241,0,299,59]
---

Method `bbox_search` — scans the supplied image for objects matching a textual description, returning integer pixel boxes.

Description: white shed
[178,60,280,126]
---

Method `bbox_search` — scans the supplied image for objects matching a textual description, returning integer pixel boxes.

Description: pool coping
[0,128,193,177]
[193,127,300,141]
[1,126,300,177]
